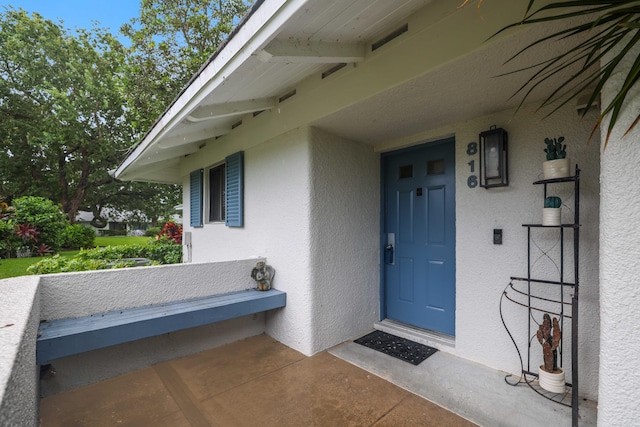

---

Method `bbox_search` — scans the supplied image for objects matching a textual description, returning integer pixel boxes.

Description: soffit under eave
[116,0,436,181]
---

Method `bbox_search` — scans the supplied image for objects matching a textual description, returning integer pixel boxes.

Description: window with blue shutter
[225,151,244,227]
[190,169,203,227]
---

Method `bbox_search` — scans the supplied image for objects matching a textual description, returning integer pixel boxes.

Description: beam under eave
[186,98,276,122]
[136,144,199,166]
[156,125,230,149]
[257,39,366,63]
[118,159,182,184]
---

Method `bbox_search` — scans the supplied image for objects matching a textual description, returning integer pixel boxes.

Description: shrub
[145,227,161,237]
[62,224,96,249]
[27,254,109,274]
[12,196,67,251]
[28,240,182,274]
[0,219,20,258]
[145,239,183,264]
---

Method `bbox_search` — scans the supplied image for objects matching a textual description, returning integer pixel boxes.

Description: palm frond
[487,0,640,147]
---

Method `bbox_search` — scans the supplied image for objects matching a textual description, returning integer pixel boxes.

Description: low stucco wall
[37,259,270,395]
[0,276,40,427]
[39,259,262,320]
[0,258,275,416]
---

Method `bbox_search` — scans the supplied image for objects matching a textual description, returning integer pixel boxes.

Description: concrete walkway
[40,334,476,426]
[329,339,598,427]
[40,332,597,426]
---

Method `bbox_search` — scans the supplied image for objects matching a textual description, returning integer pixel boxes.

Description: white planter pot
[538,366,565,394]
[543,158,570,179]
[542,208,561,226]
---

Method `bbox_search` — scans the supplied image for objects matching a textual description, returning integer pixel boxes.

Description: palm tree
[466,0,640,147]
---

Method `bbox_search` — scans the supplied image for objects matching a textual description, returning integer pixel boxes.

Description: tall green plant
[12,196,67,251]
[492,0,640,147]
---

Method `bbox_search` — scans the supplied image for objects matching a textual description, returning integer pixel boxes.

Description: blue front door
[383,139,456,336]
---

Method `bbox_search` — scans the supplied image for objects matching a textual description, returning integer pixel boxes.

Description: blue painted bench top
[36,288,286,365]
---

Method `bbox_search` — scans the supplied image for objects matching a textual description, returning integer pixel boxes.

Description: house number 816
[467,142,478,188]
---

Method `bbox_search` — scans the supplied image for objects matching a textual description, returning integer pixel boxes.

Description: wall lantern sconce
[479,126,508,188]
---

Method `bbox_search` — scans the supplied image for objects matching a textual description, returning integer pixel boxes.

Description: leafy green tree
[121,0,252,132]
[0,8,130,221]
[0,8,181,224]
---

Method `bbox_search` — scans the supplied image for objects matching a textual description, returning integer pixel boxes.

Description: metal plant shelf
[504,165,581,426]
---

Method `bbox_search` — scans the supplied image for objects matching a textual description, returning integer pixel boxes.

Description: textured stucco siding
[39,259,259,320]
[376,102,601,401]
[597,42,640,426]
[182,128,315,355]
[0,276,40,427]
[308,128,380,353]
[179,100,601,400]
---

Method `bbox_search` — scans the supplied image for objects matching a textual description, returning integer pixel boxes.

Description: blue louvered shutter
[190,169,203,227]
[225,151,244,227]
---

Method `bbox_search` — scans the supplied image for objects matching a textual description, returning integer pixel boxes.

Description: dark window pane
[399,164,413,179]
[427,159,445,175]
[209,164,225,222]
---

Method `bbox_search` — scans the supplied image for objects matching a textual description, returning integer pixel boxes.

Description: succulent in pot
[542,137,570,179]
[544,137,566,160]
[542,196,562,226]
[544,196,562,209]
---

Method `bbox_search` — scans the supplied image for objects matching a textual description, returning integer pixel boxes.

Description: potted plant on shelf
[537,313,565,393]
[543,136,570,179]
[542,196,562,226]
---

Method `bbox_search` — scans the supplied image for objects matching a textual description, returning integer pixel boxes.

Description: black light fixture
[479,126,508,188]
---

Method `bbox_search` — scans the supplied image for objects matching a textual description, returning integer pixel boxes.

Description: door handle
[384,244,394,264]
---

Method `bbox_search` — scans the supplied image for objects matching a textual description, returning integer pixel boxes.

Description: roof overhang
[116,0,591,184]
[115,0,443,183]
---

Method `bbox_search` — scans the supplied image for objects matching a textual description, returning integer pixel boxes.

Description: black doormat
[354,330,438,365]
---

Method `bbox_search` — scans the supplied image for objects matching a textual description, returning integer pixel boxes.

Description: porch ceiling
[311,23,563,147]
[116,0,588,184]
[116,0,434,183]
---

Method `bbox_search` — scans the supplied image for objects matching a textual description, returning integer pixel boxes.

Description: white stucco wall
[178,103,600,402]
[0,276,40,427]
[182,128,315,354]
[308,128,380,353]
[166,0,601,402]
[597,42,640,426]
[377,102,601,401]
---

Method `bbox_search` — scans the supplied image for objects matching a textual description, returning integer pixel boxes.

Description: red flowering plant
[157,221,182,245]
[13,222,40,257]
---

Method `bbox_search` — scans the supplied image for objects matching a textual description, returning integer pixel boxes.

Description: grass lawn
[0,236,151,280]
[95,236,152,247]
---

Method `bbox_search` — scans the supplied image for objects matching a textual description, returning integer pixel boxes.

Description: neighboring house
[75,209,152,235]
[115,1,639,425]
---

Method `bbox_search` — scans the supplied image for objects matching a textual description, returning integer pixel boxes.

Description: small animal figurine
[251,261,275,291]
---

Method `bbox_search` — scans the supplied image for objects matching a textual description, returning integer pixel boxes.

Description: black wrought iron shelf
[533,175,577,185]
[510,276,575,287]
[522,224,580,228]
[504,165,581,426]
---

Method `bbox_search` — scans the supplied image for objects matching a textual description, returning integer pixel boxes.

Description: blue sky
[0,0,141,39]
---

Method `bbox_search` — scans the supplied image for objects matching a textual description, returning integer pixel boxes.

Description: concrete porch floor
[40,333,597,426]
